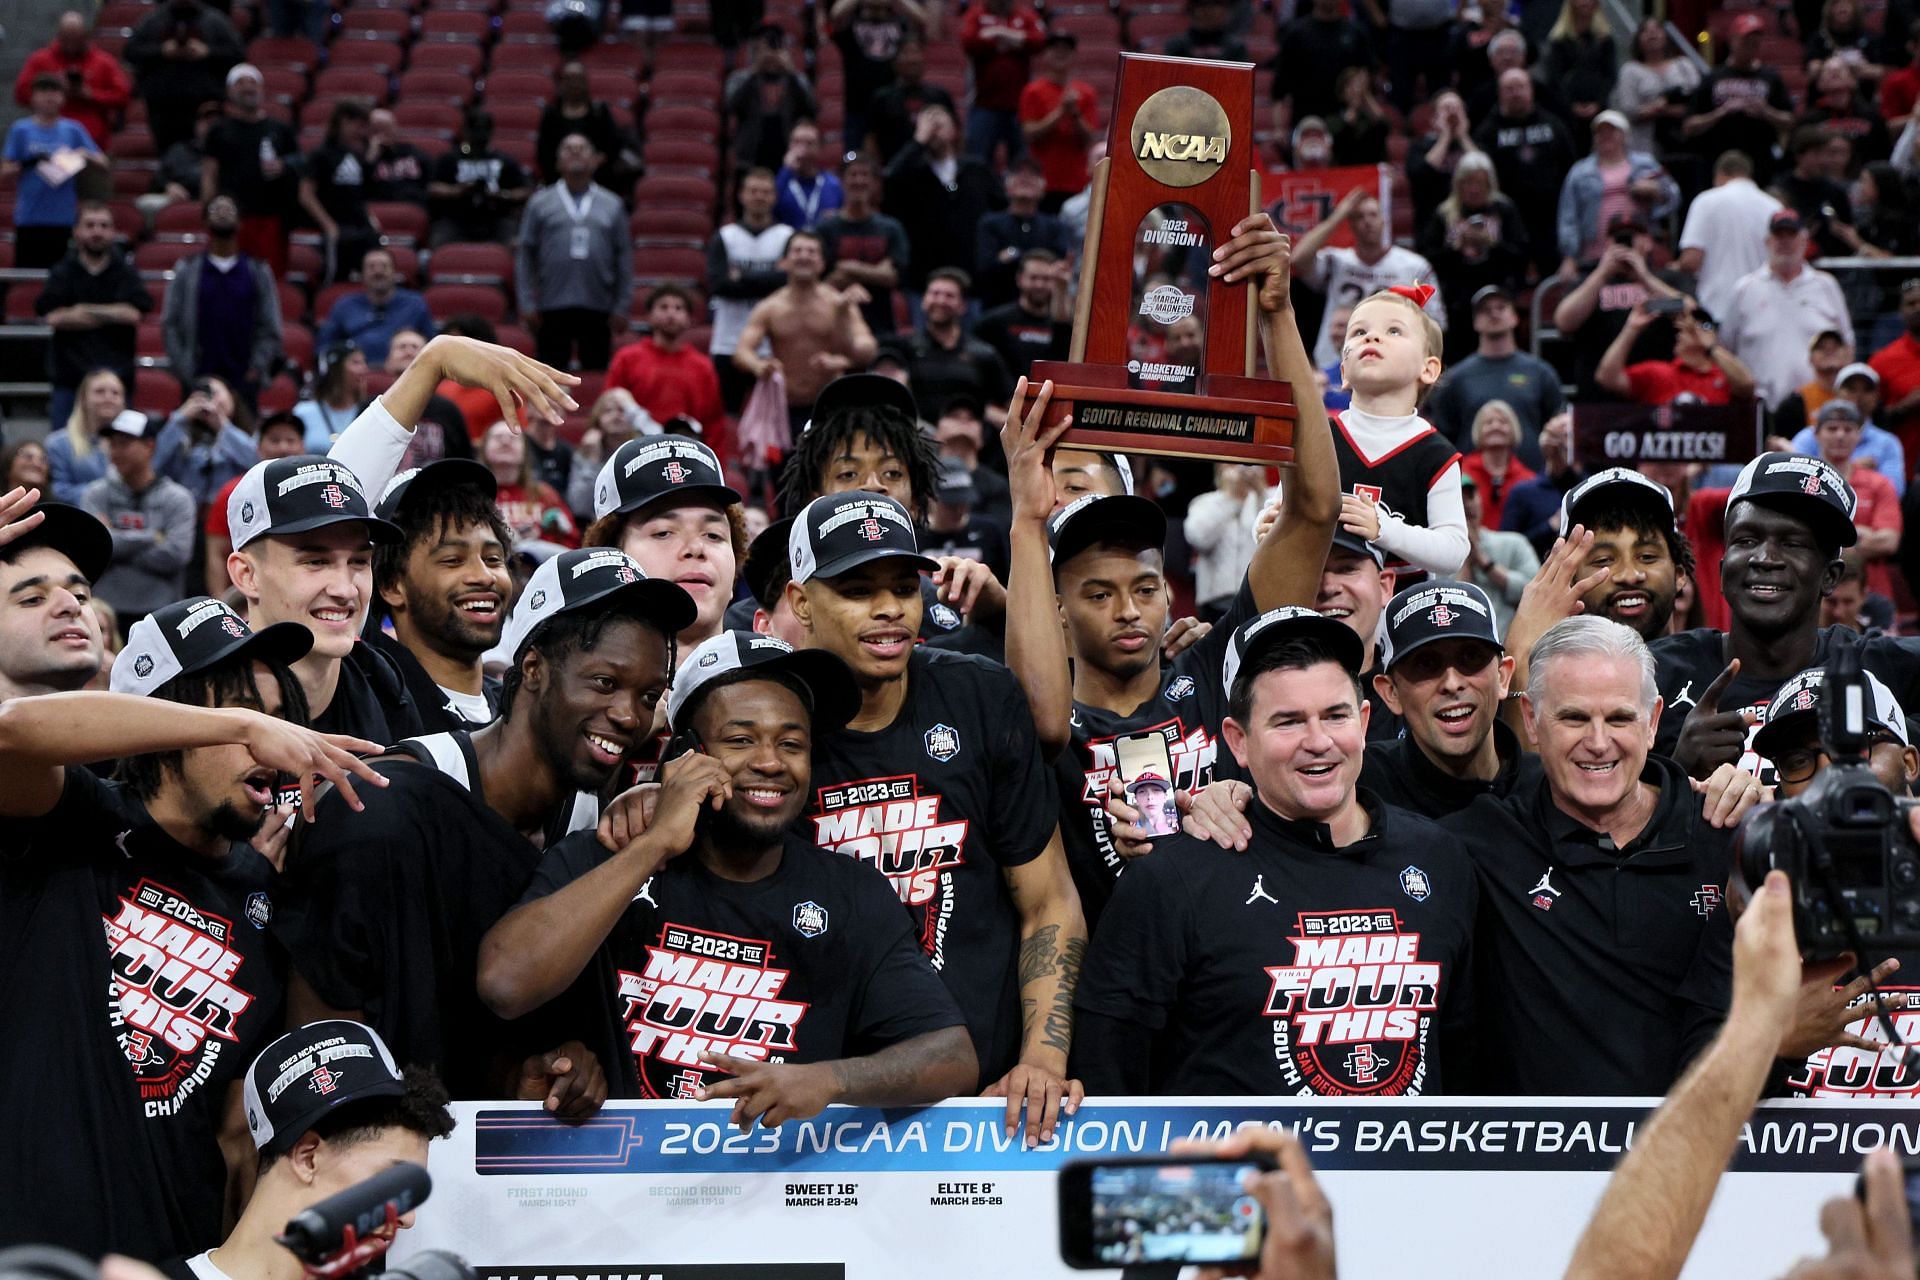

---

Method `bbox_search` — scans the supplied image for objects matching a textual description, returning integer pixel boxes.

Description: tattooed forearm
[1016,922,1083,1060]
[827,1026,979,1104]
[1041,936,1086,1056]
[1018,923,1062,986]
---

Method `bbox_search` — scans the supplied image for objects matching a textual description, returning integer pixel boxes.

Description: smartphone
[1058,1154,1274,1270]
[660,730,704,767]
[1646,296,1686,317]
[1854,1154,1920,1239]
[1115,732,1179,839]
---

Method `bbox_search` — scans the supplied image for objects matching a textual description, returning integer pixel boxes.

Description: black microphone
[276,1162,433,1263]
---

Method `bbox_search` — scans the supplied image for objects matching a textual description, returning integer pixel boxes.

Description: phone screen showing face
[1058,1158,1268,1269]
[1115,732,1179,839]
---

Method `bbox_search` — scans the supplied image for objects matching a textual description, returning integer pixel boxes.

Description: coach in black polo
[1454,613,1736,1095]
[1073,606,1478,1097]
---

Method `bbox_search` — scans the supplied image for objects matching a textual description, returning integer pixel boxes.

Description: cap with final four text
[111,597,313,696]
[226,456,401,551]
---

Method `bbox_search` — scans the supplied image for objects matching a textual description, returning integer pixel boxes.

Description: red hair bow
[1388,283,1437,308]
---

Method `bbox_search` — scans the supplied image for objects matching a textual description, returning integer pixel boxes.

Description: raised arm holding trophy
[1032,54,1298,467]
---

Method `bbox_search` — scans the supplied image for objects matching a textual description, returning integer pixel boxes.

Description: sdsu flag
[1263,164,1390,250]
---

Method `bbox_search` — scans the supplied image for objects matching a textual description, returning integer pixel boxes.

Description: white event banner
[395,1096,1920,1280]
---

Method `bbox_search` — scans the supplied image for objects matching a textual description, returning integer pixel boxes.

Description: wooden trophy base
[1030,360,1297,467]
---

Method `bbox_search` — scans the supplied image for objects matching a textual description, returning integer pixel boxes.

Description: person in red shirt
[960,0,1046,164]
[1017,33,1097,212]
[1868,277,1920,447]
[12,13,132,150]
[1596,298,1758,405]
[1879,19,1920,130]
[605,284,729,464]
[480,420,578,548]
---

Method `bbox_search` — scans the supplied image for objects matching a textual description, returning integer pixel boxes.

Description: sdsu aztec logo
[1787,989,1920,1099]
[320,484,350,510]
[616,923,809,1099]
[812,776,969,967]
[661,461,689,484]
[1261,909,1441,1096]
[103,879,257,1117]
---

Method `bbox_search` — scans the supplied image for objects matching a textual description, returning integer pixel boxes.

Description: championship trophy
[1031,53,1296,466]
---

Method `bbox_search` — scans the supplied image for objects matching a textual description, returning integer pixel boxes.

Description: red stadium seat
[259,374,302,413]
[393,102,467,139]
[646,103,720,139]
[134,242,188,273]
[496,323,535,355]
[279,281,309,325]
[580,41,644,71]
[153,203,209,237]
[651,40,722,76]
[109,130,157,161]
[587,68,641,106]
[643,137,717,172]
[136,321,168,361]
[407,44,484,75]
[337,8,413,38]
[649,71,717,103]
[428,241,513,285]
[494,134,537,168]
[134,369,183,414]
[112,167,155,198]
[483,69,555,105]
[385,245,421,284]
[397,69,477,105]
[365,370,398,396]
[369,202,430,241]
[629,206,713,241]
[485,101,546,133]
[633,173,715,207]
[325,40,405,74]
[288,242,326,286]
[282,322,316,367]
[633,245,706,283]
[425,283,509,322]
[497,10,557,42]
[314,282,360,320]
[96,2,151,30]
[261,65,310,106]
[106,202,145,242]
[313,67,392,103]
[249,35,323,73]
[4,286,41,325]
[419,9,492,41]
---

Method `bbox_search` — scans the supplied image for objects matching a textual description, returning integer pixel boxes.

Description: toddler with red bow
[1330,283,1468,578]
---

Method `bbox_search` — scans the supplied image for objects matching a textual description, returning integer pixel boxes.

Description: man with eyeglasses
[1595,295,1757,408]
[1747,667,1920,1101]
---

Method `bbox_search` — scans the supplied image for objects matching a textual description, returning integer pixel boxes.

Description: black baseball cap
[935,456,977,505]
[226,456,401,551]
[667,629,860,732]
[242,1020,406,1154]
[1327,528,1385,570]
[1222,605,1366,694]
[1726,451,1859,548]
[111,596,313,696]
[807,372,919,432]
[1470,284,1513,311]
[10,501,112,583]
[788,492,936,584]
[743,515,797,609]
[1047,493,1168,565]
[497,547,697,661]
[1381,582,1502,670]
[1753,666,1911,763]
[592,437,740,522]
[375,458,497,521]
[1559,466,1677,535]
[1769,209,1805,235]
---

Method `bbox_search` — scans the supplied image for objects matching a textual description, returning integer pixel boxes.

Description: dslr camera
[1733,646,1920,958]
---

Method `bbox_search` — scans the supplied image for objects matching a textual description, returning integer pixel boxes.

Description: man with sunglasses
[1595,295,1757,408]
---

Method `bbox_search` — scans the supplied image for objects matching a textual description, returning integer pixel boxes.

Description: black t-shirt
[1361,720,1542,819]
[833,13,910,113]
[305,141,374,230]
[369,141,432,204]
[803,647,1059,1079]
[867,79,957,162]
[1772,172,1856,258]
[1057,581,1249,926]
[273,755,548,1097]
[973,301,1072,382]
[0,770,283,1259]
[1651,626,1920,781]
[816,209,911,337]
[1688,64,1795,180]
[1563,265,1694,399]
[312,640,424,745]
[1272,16,1375,121]
[885,330,1016,424]
[36,250,153,389]
[519,831,965,1099]
[365,629,500,734]
[919,514,1010,583]
[204,116,300,216]
[430,149,530,237]
[1451,753,1734,1095]
[1074,793,1477,1096]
